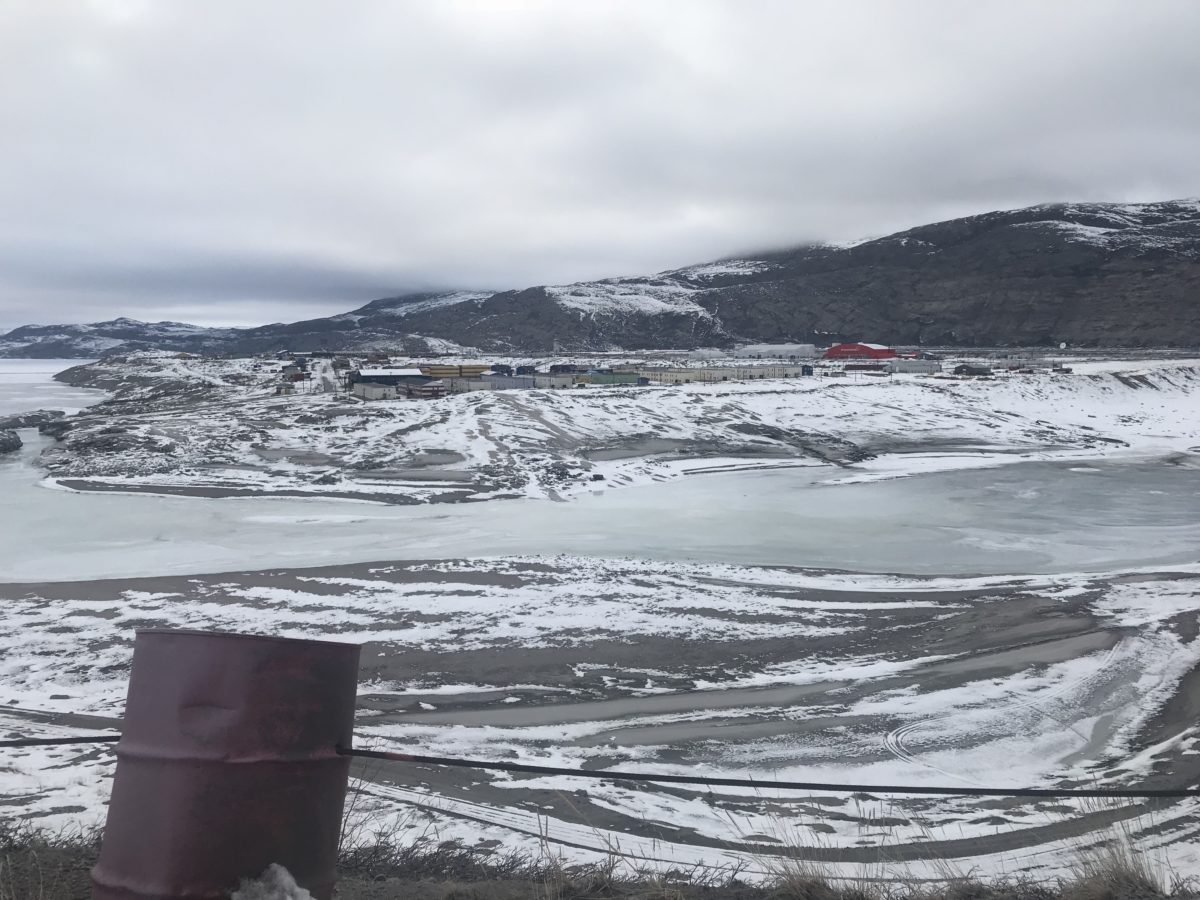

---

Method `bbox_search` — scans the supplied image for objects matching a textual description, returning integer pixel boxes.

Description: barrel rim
[135,628,360,651]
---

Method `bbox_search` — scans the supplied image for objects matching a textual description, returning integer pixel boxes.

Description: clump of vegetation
[3,815,1199,899]
[0,818,100,900]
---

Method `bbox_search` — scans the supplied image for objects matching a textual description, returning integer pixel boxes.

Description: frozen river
[1,360,1198,581]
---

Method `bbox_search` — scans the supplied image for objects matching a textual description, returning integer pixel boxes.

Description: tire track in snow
[882,641,1125,785]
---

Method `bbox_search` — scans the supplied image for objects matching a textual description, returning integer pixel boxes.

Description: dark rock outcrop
[62,426,177,456]
[0,430,21,454]
[39,418,78,439]
[0,409,66,430]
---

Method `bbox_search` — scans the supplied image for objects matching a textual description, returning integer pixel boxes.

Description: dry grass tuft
[1061,834,1168,900]
[0,818,100,900]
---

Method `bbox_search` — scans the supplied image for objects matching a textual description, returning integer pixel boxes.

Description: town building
[952,364,994,377]
[407,380,446,399]
[823,342,898,360]
[576,372,642,385]
[731,343,818,359]
[445,373,578,392]
[642,365,812,384]
[352,382,402,400]
[843,362,890,373]
[349,368,431,388]
[887,359,942,374]
[419,363,492,379]
[349,367,445,400]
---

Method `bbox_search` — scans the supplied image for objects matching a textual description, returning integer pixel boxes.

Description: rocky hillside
[3,199,1198,356]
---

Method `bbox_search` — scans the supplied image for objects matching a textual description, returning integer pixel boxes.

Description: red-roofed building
[823,342,898,360]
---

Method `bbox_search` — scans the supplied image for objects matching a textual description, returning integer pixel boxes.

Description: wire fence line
[3,733,1198,800]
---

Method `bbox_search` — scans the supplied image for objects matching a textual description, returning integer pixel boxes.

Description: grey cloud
[1,0,1198,330]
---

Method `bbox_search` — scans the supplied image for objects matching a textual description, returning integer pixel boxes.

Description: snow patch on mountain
[1010,199,1200,255]
[671,259,774,281]
[352,290,493,319]
[548,279,713,318]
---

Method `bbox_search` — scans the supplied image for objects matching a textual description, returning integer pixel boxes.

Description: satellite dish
[1059,342,1067,350]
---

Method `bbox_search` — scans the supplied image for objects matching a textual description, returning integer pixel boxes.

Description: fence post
[91,629,361,900]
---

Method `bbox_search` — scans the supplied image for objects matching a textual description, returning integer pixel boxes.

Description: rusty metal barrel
[92,629,361,900]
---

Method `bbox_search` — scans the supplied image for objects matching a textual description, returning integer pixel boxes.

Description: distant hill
[3,199,1198,357]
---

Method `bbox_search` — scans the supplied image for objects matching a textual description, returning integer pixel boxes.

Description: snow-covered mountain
[3,199,1198,357]
[0,318,241,358]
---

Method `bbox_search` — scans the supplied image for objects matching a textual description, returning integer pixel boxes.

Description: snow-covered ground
[30,355,1200,509]
[3,557,1200,881]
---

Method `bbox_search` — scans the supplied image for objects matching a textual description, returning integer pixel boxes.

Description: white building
[731,343,817,360]
[352,383,402,400]
[887,359,943,374]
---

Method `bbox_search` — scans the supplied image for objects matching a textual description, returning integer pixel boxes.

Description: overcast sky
[2,0,1198,330]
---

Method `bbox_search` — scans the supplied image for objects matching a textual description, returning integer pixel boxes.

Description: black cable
[0,735,120,748]
[341,747,1200,800]
[7,736,1199,801]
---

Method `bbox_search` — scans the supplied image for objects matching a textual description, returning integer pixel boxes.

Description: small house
[352,382,401,400]
[407,380,447,400]
[952,364,993,377]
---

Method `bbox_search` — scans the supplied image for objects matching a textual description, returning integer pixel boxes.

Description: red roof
[823,342,898,360]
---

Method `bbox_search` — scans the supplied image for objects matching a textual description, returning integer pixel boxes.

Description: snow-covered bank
[34,355,1200,503]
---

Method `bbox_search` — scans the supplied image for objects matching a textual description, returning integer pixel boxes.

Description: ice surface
[2,452,1199,581]
[0,358,103,416]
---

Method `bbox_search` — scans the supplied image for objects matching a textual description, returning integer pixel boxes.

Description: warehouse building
[643,365,812,384]
[887,358,942,374]
[823,342,898,360]
[731,343,818,359]
[420,363,493,379]
[349,368,430,387]
[349,367,445,400]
